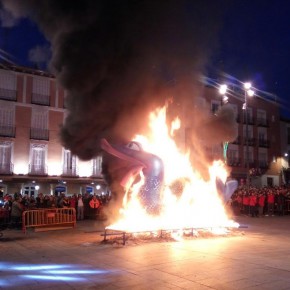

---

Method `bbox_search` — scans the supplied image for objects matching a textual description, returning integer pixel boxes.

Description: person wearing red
[242,193,250,215]
[89,195,101,219]
[266,190,275,216]
[258,194,266,216]
[249,193,258,217]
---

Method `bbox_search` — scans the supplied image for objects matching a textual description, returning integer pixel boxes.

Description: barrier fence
[22,208,76,233]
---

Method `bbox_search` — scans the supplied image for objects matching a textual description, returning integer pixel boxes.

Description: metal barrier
[22,208,76,234]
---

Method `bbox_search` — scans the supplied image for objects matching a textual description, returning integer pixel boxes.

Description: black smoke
[1,0,229,160]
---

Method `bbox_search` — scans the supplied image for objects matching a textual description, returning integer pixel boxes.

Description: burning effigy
[101,106,239,243]
[1,1,240,242]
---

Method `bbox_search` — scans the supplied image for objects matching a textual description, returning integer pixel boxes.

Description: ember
[103,106,239,239]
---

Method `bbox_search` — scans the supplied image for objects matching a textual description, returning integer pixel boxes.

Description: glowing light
[244,82,251,90]
[78,160,92,177]
[21,275,85,281]
[247,89,254,97]
[219,84,227,95]
[107,106,239,236]
[44,270,106,274]
[35,185,40,190]
[13,162,29,174]
[48,161,62,175]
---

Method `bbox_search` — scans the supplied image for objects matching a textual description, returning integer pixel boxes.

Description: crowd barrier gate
[22,208,76,233]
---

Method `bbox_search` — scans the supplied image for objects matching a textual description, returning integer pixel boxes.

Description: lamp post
[243,82,254,189]
[219,84,229,164]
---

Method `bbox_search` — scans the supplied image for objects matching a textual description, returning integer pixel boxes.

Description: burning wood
[102,106,239,238]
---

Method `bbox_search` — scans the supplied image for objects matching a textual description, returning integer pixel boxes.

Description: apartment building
[0,64,105,198]
[201,84,282,187]
[280,117,290,184]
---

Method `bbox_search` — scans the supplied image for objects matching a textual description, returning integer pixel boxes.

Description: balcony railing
[0,163,13,175]
[243,137,256,146]
[0,88,17,101]
[258,160,269,169]
[0,125,16,137]
[243,116,255,125]
[28,164,48,176]
[31,92,50,106]
[227,158,241,167]
[256,118,269,127]
[30,128,49,140]
[258,139,270,148]
[62,167,78,177]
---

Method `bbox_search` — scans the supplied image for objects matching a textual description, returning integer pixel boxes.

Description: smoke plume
[1,0,229,160]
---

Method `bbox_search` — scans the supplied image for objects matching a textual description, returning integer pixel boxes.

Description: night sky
[1,0,290,119]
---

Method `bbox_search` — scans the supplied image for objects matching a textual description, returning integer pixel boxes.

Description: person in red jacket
[249,193,258,217]
[258,194,266,217]
[242,193,250,215]
[89,195,101,219]
[266,191,275,216]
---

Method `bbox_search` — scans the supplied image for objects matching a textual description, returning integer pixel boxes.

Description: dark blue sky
[1,0,290,117]
[212,0,290,117]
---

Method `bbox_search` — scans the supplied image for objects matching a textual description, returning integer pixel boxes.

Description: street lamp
[243,82,254,189]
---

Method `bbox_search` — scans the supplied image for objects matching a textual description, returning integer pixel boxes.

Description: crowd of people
[1,184,290,230]
[0,192,110,229]
[229,184,290,217]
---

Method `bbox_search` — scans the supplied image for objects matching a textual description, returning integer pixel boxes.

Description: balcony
[257,118,269,127]
[258,139,270,148]
[31,92,50,106]
[0,163,13,175]
[227,158,241,167]
[258,160,269,169]
[28,164,48,176]
[243,116,255,125]
[62,167,78,177]
[30,128,49,141]
[0,88,17,101]
[243,137,256,146]
[0,125,16,137]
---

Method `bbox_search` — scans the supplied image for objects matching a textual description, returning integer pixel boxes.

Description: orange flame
[107,106,239,235]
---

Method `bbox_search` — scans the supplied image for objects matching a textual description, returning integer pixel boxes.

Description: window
[0,101,15,137]
[227,144,239,165]
[92,156,103,177]
[0,141,13,174]
[32,76,50,105]
[244,107,253,123]
[31,106,49,140]
[29,144,47,175]
[244,147,253,166]
[257,109,267,126]
[0,69,17,101]
[23,185,37,197]
[243,124,253,140]
[211,101,220,114]
[258,128,268,147]
[258,149,268,168]
[62,149,78,176]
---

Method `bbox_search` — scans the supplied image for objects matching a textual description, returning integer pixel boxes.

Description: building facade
[201,85,283,187]
[0,64,105,198]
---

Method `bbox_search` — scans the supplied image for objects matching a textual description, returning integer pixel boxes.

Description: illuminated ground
[1,215,290,290]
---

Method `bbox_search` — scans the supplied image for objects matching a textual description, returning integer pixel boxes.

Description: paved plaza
[1,215,290,290]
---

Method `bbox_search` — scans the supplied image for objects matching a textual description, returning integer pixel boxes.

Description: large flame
[107,106,239,235]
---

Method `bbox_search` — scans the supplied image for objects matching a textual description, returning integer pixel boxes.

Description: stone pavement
[1,215,290,290]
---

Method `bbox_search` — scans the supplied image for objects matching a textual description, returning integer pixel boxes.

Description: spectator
[77,194,84,220]
[10,197,24,229]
